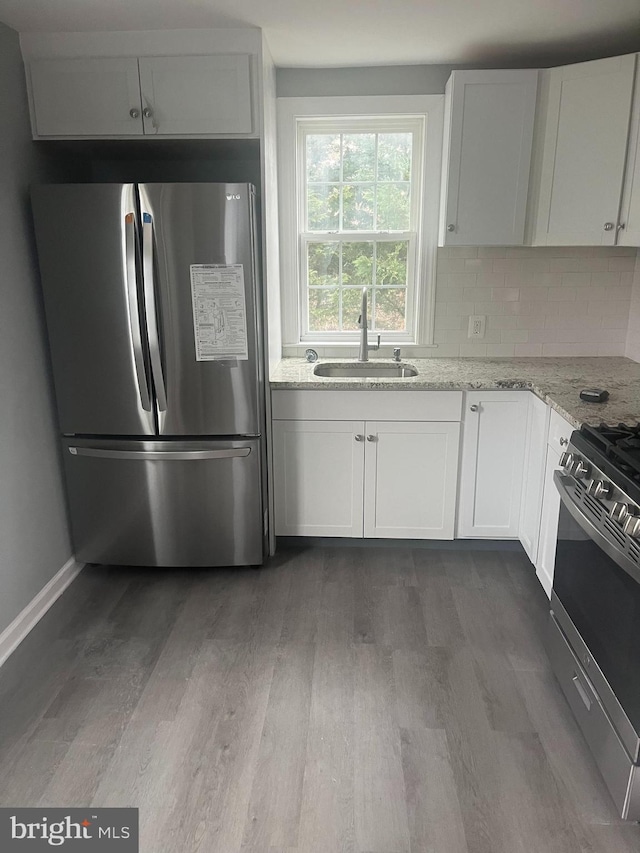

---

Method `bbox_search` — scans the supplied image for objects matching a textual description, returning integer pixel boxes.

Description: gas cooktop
[573,424,640,506]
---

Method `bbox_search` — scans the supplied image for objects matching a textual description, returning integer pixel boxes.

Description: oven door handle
[554,470,640,587]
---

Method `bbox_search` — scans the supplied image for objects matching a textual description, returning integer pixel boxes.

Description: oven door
[552,470,640,748]
[551,471,640,817]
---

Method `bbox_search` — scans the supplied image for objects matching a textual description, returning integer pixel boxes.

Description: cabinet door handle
[129,108,140,119]
[354,434,364,442]
[143,107,154,119]
[604,222,615,231]
[559,437,568,446]
[366,434,376,442]
[447,224,455,232]
[470,404,479,412]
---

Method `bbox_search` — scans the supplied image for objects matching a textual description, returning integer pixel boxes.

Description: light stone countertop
[269,356,640,428]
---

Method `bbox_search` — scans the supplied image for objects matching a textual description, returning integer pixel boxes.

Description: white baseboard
[0,556,84,668]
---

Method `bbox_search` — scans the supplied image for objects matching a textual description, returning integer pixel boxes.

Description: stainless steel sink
[313,362,418,379]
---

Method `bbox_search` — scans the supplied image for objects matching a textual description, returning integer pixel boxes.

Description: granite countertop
[269,356,640,428]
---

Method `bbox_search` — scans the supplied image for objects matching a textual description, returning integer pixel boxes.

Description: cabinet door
[532,55,635,245]
[536,445,562,598]
[138,55,252,135]
[519,395,550,562]
[29,58,143,137]
[619,58,640,247]
[440,70,537,246]
[363,421,460,539]
[273,420,364,537]
[458,391,529,538]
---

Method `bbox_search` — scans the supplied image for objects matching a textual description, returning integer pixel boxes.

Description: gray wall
[0,21,72,636]
[276,64,454,97]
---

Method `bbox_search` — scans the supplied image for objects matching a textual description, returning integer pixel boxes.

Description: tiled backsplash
[434,246,637,358]
[281,245,640,360]
[625,249,640,362]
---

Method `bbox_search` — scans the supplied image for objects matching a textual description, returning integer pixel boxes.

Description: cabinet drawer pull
[470,404,479,412]
[572,673,593,711]
[559,437,568,446]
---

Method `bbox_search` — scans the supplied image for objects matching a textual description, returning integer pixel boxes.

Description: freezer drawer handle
[68,447,251,461]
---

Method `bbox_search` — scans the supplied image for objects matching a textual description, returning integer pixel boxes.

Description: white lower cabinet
[363,421,460,539]
[519,393,551,561]
[271,391,462,540]
[533,408,574,597]
[273,418,460,539]
[536,444,562,597]
[457,391,530,537]
[273,420,365,537]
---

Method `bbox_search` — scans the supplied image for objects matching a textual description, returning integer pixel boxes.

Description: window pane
[342,185,375,230]
[376,241,408,285]
[308,288,339,331]
[376,183,410,230]
[308,243,339,286]
[342,241,373,286]
[307,184,340,231]
[343,133,376,181]
[373,288,406,332]
[306,134,341,182]
[341,287,371,331]
[377,133,412,181]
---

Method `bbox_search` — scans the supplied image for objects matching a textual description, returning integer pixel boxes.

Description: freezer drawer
[63,438,264,567]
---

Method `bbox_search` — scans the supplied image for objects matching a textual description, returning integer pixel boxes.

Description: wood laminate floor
[0,545,638,852]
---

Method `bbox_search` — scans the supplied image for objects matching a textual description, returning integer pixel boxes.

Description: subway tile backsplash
[625,249,640,362]
[433,245,637,358]
[281,245,640,361]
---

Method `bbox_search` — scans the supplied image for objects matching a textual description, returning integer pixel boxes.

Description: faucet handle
[393,347,401,362]
[374,334,381,350]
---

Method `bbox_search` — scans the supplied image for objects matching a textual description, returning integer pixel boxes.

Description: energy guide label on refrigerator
[190,264,249,361]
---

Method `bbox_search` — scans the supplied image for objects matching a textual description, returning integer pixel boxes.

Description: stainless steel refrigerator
[32,183,266,567]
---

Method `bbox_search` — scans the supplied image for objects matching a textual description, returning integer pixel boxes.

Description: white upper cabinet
[29,58,144,137]
[528,54,636,246]
[439,69,538,246]
[618,58,640,246]
[138,55,252,136]
[27,54,253,139]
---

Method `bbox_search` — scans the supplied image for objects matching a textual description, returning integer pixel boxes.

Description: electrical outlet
[468,315,486,339]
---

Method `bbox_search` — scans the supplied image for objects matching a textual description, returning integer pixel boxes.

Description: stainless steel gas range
[549,423,640,820]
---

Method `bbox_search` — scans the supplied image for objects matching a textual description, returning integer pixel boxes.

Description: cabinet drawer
[547,614,637,818]
[548,408,575,454]
[271,390,463,422]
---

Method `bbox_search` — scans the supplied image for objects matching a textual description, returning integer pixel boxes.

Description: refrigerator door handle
[124,212,152,411]
[141,212,168,412]
[68,446,252,461]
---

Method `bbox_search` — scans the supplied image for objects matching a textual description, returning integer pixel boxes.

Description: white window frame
[277,95,443,348]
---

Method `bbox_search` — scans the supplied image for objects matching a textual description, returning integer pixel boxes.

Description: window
[278,96,443,349]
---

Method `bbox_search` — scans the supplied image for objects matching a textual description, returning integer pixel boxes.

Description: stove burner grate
[580,424,640,483]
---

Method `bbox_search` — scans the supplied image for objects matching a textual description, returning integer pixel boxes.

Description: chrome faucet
[357,287,380,362]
